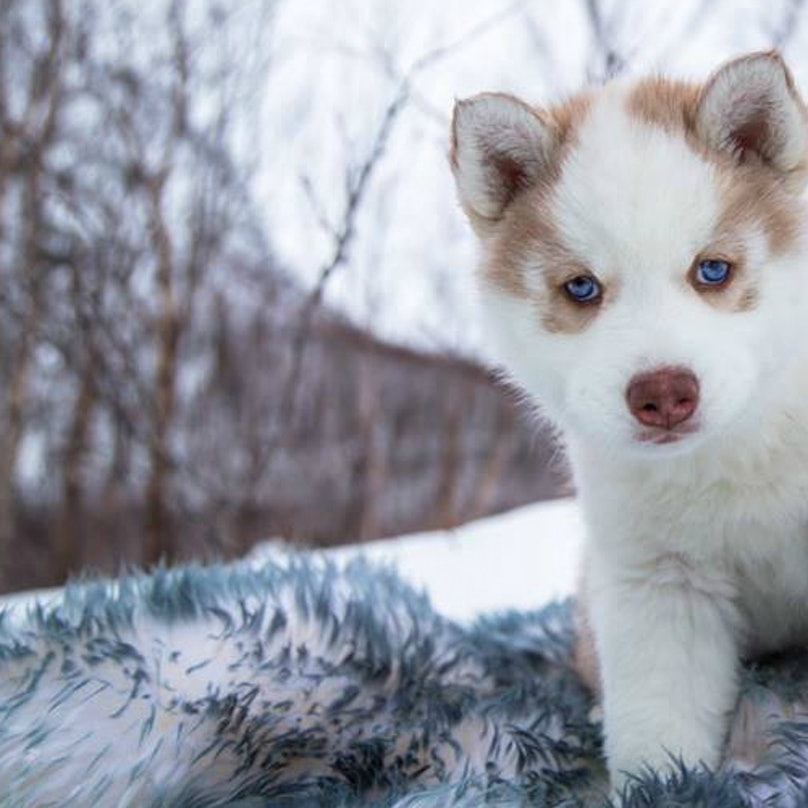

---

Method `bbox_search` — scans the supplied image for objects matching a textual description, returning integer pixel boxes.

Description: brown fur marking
[542,91,594,143]
[477,91,593,300]
[716,163,804,258]
[485,187,612,335]
[686,160,806,314]
[736,285,760,312]
[626,77,701,136]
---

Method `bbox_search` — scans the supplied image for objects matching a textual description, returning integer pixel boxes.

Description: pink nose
[626,367,699,428]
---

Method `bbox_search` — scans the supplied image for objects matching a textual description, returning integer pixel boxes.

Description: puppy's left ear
[695,51,808,191]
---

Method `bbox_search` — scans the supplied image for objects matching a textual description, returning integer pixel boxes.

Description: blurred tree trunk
[357,351,387,540]
[144,174,179,567]
[0,9,11,570]
[55,373,96,578]
[100,413,132,558]
[467,408,514,520]
[0,0,65,573]
[2,173,46,542]
[432,401,462,528]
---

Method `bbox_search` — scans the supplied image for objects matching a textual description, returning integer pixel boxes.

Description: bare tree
[0,0,590,592]
[0,0,277,582]
[0,0,69,582]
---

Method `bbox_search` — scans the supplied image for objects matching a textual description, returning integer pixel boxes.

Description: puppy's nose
[626,367,699,428]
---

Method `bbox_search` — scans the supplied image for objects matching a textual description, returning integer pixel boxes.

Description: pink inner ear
[732,114,770,162]
[487,152,528,203]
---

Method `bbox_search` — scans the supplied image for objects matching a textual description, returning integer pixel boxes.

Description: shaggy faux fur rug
[1,556,808,807]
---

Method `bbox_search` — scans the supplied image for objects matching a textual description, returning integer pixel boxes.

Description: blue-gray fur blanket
[1,556,807,807]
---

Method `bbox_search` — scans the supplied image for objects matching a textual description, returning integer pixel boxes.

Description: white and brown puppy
[450,52,808,791]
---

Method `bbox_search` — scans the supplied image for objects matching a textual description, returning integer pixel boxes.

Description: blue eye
[695,259,732,286]
[563,274,601,303]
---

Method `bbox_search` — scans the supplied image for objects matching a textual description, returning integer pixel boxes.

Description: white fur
[455,55,808,793]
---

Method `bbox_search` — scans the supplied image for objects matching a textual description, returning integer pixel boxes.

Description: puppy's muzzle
[626,367,700,429]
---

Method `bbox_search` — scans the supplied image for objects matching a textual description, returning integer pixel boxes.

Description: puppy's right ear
[450,93,555,231]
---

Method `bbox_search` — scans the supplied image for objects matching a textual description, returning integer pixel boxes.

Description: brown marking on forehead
[626,77,701,136]
[626,70,807,184]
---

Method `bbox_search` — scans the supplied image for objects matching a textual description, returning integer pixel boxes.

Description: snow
[254,496,586,622]
[336,496,584,620]
[1,497,585,624]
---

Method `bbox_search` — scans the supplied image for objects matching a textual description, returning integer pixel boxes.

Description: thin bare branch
[771,0,808,50]
[583,0,627,81]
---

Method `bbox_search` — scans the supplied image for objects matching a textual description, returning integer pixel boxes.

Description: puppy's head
[451,52,808,455]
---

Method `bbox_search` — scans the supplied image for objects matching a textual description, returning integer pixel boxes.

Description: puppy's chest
[601,435,808,552]
[609,463,808,651]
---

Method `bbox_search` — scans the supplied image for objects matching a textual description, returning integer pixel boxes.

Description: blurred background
[1,0,805,594]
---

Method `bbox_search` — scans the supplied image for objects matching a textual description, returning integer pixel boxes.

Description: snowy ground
[336,496,583,620]
[1,497,585,623]
[255,496,586,622]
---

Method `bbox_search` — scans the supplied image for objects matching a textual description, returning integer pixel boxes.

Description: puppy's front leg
[589,554,740,793]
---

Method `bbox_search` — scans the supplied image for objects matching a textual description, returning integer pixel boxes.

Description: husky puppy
[450,52,808,790]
